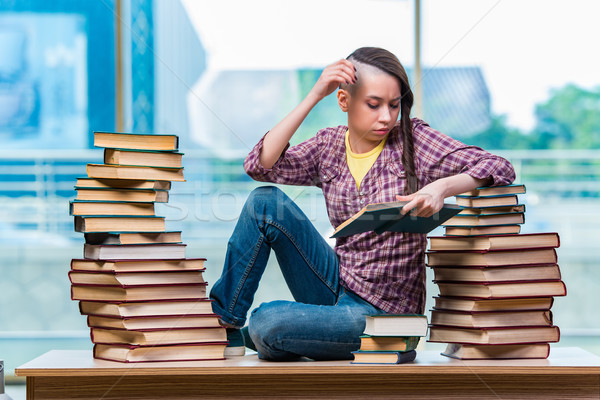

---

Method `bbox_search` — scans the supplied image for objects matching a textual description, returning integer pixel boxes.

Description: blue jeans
[210,186,382,360]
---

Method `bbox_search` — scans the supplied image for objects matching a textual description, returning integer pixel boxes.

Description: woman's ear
[337,89,350,112]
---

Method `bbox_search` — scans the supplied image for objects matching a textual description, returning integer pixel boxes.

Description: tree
[532,84,600,149]
[464,114,531,150]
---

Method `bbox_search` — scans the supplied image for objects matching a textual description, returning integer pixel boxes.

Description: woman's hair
[346,47,418,194]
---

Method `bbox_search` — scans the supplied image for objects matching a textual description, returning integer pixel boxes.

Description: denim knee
[245,186,284,212]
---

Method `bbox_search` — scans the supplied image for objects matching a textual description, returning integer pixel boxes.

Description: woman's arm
[259,60,356,169]
[396,174,487,217]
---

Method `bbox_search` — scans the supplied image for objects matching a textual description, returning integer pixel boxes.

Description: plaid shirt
[244,118,515,314]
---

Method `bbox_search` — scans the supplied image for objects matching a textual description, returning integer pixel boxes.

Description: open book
[331,201,462,238]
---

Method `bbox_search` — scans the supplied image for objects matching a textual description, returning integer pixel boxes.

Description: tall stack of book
[351,314,427,364]
[69,132,226,363]
[426,184,566,360]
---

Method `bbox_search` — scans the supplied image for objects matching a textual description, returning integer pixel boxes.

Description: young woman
[209,47,515,361]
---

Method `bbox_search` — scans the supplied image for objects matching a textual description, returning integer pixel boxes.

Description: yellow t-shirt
[345,130,387,190]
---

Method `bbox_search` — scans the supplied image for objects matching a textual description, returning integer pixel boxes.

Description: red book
[71,282,208,302]
[428,325,560,345]
[426,248,558,267]
[435,280,566,299]
[93,342,227,363]
[430,309,553,328]
[90,326,226,345]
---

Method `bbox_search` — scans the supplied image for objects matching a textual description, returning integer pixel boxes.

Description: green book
[331,201,461,238]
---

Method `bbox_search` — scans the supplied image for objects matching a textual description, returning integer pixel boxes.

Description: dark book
[455,194,519,208]
[104,148,183,168]
[441,343,550,360]
[426,248,558,266]
[94,131,179,151]
[75,177,171,190]
[458,204,525,215]
[458,184,526,197]
[432,296,554,312]
[90,326,226,345]
[75,216,166,233]
[331,201,462,238]
[93,342,226,363]
[82,243,187,260]
[363,314,428,337]
[429,264,561,283]
[84,231,182,245]
[359,335,420,352]
[444,225,521,236]
[68,270,205,286]
[70,200,156,216]
[87,314,221,330]
[71,282,208,302]
[87,163,185,182]
[351,350,417,364]
[428,325,560,345]
[75,187,169,202]
[430,309,553,328]
[71,258,205,273]
[435,280,567,299]
[78,299,215,318]
[442,212,525,227]
[428,233,560,251]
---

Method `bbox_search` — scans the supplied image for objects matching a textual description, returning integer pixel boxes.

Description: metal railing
[1,149,599,239]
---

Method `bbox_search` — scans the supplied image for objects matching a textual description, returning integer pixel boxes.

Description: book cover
[432,296,554,312]
[351,349,417,364]
[426,247,558,266]
[458,204,525,215]
[75,177,171,190]
[94,131,179,151]
[87,314,222,330]
[89,326,226,345]
[444,225,521,236]
[104,148,183,168]
[363,314,428,337]
[70,200,156,216]
[435,280,567,299]
[87,163,185,182]
[75,187,169,202]
[429,264,562,282]
[93,342,227,362]
[71,282,208,302]
[430,309,553,328]
[71,258,205,272]
[68,270,205,286]
[78,299,215,318]
[458,184,526,197]
[441,342,550,360]
[75,216,166,233]
[84,231,183,245]
[455,195,519,208]
[83,243,187,260]
[428,325,560,345]
[442,212,525,227]
[428,232,560,251]
[332,202,462,238]
[359,335,421,352]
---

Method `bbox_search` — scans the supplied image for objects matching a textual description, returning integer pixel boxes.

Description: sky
[182,0,600,131]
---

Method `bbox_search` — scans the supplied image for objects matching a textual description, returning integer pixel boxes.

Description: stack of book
[69,132,226,363]
[426,184,566,360]
[351,314,427,364]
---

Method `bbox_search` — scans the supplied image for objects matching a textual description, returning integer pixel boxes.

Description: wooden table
[15,347,600,399]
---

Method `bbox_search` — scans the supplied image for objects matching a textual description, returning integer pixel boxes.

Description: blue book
[351,350,417,364]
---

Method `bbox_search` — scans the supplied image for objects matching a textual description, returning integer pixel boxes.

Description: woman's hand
[309,59,356,101]
[396,174,489,217]
[396,186,445,218]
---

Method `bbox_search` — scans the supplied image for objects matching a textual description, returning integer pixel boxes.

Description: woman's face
[342,68,401,152]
